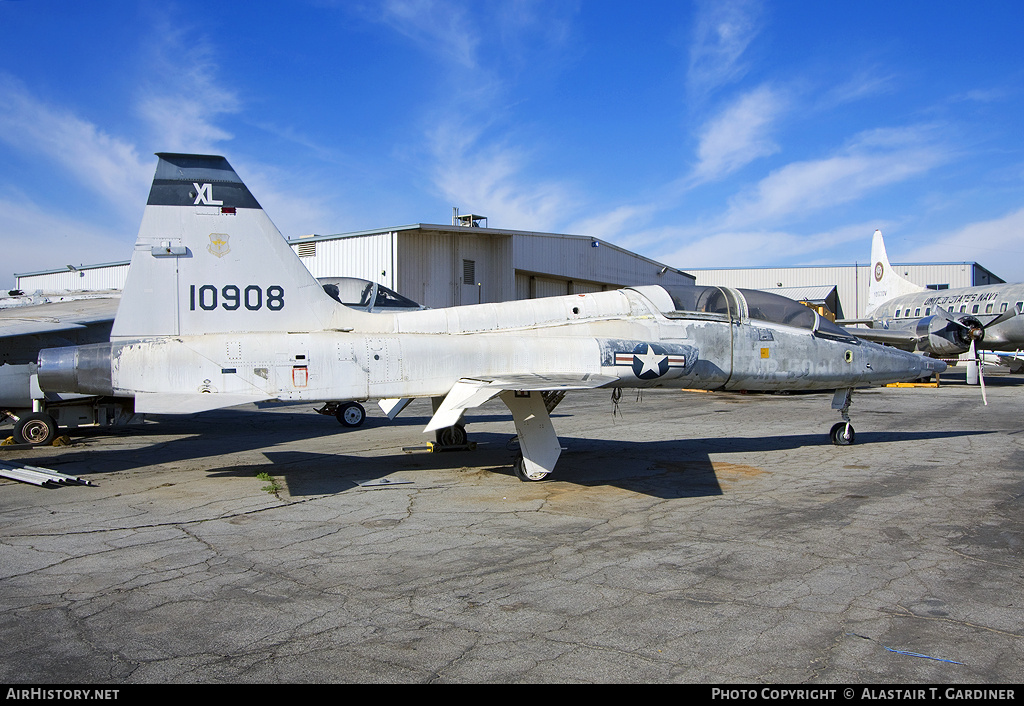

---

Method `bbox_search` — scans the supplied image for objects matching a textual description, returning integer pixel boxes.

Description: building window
[926,284,949,290]
[463,259,475,285]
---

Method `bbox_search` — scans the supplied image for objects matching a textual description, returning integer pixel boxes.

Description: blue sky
[2,0,1023,289]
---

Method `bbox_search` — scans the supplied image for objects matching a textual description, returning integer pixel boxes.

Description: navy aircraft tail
[865,229,926,316]
[111,154,340,339]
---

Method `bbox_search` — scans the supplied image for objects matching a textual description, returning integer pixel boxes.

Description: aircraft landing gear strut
[829,388,855,446]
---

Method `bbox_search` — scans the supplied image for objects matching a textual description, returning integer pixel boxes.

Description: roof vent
[452,207,487,228]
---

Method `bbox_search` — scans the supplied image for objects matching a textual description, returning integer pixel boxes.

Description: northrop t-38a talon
[36,154,944,480]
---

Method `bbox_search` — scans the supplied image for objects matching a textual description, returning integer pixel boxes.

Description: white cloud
[900,207,1024,282]
[688,0,763,97]
[378,0,480,69]
[427,124,576,231]
[650,227,803,269]
[721,126,949,229]
[0,194,133,286]
[568,204,650,240]
[135,23,239,153]
[692,84,784,182]
[0,74,150,216]
[645,221,881,271]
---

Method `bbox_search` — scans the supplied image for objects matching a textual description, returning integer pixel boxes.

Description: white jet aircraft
[36,154,945,480]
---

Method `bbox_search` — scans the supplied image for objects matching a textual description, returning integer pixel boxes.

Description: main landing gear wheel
[830,422,855,446]
[14,413,58,445]
[335,402,366,428]
[513,457,550,482]
[435,424,468,447]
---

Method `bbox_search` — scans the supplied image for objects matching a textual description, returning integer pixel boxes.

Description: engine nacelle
[37,343,116,396]
[914,314,983,357]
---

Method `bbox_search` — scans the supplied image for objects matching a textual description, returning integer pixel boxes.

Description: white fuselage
[93,287,938,413]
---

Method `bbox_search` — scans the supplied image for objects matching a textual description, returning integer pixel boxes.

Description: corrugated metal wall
[396,229,516,308]
[292,233,396,288]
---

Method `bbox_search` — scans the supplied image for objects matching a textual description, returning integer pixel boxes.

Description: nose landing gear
[829,388,855,446]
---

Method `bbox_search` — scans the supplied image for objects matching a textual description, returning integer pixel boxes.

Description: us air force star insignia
[612,342,690,379]
[633,344,669,379]
[208,233,230,258]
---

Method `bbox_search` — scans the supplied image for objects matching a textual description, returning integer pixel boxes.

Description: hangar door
[515,272,605,299]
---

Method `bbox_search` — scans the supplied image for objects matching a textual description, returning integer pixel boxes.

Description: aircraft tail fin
[866,229,926,315]
[111,153,339,338]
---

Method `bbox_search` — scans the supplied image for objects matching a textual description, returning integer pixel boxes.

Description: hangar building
[12,222,694,306]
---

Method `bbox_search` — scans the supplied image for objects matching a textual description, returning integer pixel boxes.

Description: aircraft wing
[0,297,119,339]
[424,373,618,432]
[845,327,918,349]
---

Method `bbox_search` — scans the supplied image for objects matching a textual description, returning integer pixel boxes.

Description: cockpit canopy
[659,285,855,341]
[319,277,425,313]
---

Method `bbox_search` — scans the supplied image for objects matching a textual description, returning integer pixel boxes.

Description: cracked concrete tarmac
[1,372,1022,683]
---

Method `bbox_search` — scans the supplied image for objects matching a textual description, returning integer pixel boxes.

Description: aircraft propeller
[933,306,1018,405]
[965,339,987,405]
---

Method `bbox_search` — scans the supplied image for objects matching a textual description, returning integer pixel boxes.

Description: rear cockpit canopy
[319,278,425,313]
[658,285,856,341]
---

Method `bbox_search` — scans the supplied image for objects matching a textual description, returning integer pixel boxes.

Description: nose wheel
[829,388,856,446]
[830,422,855,446]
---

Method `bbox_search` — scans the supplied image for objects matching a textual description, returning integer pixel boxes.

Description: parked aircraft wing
[424,373,618,432]
[0,297,118,339]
